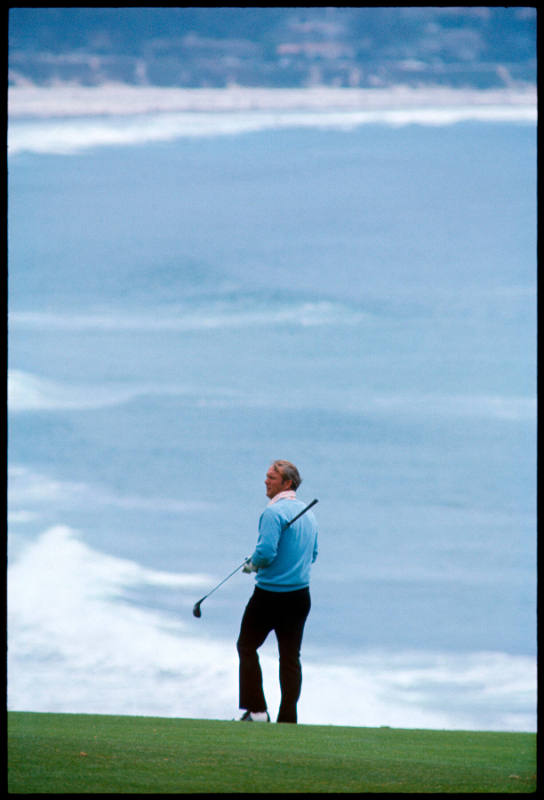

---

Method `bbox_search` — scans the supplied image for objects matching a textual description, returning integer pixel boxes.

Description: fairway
[7,711,536,794]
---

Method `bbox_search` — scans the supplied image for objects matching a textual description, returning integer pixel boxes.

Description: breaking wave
[8,465,213,519]
[9,300,365,331]
[8,100,536,156]
[8,368,536,421]
[7,524,536,730]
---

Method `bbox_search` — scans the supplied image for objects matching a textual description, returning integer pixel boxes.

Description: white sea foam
[8,465,213,526]
[8,369,535,422]
[214,388,537,422]
[7,84,536,155]
[8,369,142,411]
[368,393,537,422]
[9,302,364,331]
[8,84,537,118]
[7,369,241,413]
[7,524,536,730]
[8,107,536,156]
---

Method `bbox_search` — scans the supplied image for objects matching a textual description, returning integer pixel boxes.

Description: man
[237,460,318,724]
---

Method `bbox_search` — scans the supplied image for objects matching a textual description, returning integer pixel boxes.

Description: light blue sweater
[251,498,318,592]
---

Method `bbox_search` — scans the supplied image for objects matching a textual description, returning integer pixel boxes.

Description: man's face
[265,465,292,499]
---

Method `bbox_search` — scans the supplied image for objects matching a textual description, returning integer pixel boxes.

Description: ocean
[7,102,537,731]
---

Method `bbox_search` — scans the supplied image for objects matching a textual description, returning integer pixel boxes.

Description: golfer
[237,460,318,724]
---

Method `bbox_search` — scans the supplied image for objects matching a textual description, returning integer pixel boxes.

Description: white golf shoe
[238,710,270,722]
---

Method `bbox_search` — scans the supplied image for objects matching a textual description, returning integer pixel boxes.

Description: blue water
[7,119,537,729]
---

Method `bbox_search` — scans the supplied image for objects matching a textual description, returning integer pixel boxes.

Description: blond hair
[272,460,302,491]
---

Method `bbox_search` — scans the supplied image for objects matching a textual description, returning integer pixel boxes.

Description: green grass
[8,711,536,794]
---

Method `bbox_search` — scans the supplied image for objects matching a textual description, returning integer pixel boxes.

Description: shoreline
[8,82,537,119]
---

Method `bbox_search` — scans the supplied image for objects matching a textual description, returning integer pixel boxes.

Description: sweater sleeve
[251,507,282,568]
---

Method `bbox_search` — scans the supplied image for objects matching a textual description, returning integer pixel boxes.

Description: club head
[192,601,202,618]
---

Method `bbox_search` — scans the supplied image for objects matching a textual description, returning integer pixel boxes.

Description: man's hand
[242,559,258,573]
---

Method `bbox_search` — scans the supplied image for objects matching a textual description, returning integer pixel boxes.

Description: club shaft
[284,498,318,528]
[197,559,249,604]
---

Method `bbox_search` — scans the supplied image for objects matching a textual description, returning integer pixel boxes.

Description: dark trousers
[237,586,311,724]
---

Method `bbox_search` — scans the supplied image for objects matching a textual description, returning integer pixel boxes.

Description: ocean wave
[185,387,537,422]
[368,393,537,422]
[9,301,365,331]
[8,103,536,156]
[7,524,536,729]
[9,84,537,118]
[8,369,535,422]
[7,369,244,413]
[8,465,213,521]
[8,369,142,411]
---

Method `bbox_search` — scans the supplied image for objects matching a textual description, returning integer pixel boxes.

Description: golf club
[192,498,318,618]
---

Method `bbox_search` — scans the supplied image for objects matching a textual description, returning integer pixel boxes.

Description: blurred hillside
[8,7,537,90]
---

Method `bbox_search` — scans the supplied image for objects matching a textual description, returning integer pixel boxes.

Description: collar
[267,490,297,506]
